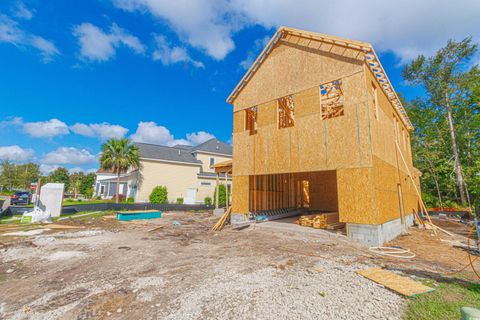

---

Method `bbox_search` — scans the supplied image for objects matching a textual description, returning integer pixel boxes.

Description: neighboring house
[94,138,232,204]
[227,27,422,246]
[94,168,136,200]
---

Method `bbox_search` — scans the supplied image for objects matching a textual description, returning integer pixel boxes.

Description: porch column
[224,172,229,211]
[215,173,219,209]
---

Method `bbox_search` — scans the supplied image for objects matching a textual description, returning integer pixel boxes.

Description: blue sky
[0,0,478,174]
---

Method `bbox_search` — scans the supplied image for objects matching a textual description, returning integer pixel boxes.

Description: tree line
[0,161,96,198]
[404,38,479,208]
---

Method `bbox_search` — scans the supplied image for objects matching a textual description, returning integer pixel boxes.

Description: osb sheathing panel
[308,171,338,211]
[337,167,377,224]
[365,66,414,171]
[295,87,320,118]
[233,39,365,112]
[232,175,249,213]
[372,156,420,225]
[233,111,245,134]
[231,71,371,176]
[257,101,276,127]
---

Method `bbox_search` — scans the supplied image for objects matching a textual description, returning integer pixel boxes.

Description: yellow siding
[136,160,201,203]
[195,153,232,173]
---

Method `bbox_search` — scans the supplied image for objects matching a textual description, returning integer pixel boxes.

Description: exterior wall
[136,159,201,203]
[364,66,421,225]
[195,152,232,173]
[232,39,372,214]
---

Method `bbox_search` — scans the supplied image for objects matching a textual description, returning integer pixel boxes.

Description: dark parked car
[10,191,32,205]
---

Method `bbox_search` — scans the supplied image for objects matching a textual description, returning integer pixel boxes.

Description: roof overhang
[227,26,413,130]
[213,159,232,174]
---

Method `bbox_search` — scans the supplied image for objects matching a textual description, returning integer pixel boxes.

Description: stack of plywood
[295,212,344,230]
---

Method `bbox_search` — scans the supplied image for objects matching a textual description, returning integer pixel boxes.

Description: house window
[209,157,215,168]
[372,82,379,120]
[100,185,105,195]
[278,95,295,128]
[320,79,344,119]
[245,106,258,135]
[201,182,211,186]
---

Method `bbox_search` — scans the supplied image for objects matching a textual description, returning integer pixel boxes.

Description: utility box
[39,183,64,218]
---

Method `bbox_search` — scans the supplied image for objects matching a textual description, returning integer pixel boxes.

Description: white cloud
[67,167,98,174]
[0,145,34,162]
[230,0,480,64]
[41,147,96,165]
[22,118,69,138]
[13,1,34,20]
[39,164,60,175]
[113,0,238,60]
[186,131,215,145]
[113,0,480,64]
[73,22,145,62]
[0,116,23,128]
[153,35,204,68]
[130,121,177,146]
[239,35,270,70]
[70,122,129,141]
[130,121,215,146]
[0,14,59,62]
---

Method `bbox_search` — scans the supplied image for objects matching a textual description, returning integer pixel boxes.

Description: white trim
[192,150,232,157]
[140,157,203,167]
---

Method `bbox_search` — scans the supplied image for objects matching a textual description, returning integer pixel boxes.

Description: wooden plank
[356,267,434,297]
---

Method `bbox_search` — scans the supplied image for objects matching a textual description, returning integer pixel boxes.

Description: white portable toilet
[39,183,64,218]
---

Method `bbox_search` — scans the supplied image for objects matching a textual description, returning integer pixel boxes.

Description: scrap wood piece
[212,207,232,231]
[356,267,435,297]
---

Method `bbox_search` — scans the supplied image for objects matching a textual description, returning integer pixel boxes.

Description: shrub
[213,184,227,207]
[149,186,168,204]
[83,187,94,199]
[176,197,184,204]
[127,197,134,203]
[204,196,212,206]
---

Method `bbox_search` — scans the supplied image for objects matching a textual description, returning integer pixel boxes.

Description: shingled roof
[134,139,232,164]
[135,143,202,165]
[191,139,233,156]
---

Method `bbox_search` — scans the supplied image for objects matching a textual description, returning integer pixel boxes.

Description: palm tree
[99,138,140,203]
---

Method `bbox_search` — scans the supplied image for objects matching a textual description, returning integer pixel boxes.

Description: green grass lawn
[405,279,480,320]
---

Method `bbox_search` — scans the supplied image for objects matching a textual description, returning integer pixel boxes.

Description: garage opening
[248,170,344,231]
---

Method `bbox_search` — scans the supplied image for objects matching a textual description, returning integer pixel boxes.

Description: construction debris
[294,213,345,230]
[212,207,232,231]
[356,267,435,297]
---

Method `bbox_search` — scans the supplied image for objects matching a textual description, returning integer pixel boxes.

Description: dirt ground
[0,211,478,319]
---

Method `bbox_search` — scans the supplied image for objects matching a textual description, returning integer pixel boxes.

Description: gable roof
[227,26,413,130]
[191,138,233,156]
[135,143,202,165]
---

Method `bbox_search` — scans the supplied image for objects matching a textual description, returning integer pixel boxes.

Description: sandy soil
[0,212,477,319]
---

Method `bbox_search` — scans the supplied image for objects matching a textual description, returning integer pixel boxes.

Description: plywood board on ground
[356,267,434,297]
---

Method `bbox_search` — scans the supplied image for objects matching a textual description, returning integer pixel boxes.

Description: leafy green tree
[80,173,96,198]
[149,186,168,204]
[48,167,70,191]
[0,160,18,190]
[99,138,139,203]
[403,38,479,206]
[69,172,85,198]
[17,163,40,190]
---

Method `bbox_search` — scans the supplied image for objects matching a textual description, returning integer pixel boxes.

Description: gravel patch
[45,251,86,261]
[160,259,406,320]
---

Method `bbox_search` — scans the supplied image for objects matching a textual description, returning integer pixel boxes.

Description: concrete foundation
[347,214,414,246]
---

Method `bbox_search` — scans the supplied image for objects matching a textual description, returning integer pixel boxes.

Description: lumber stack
[294,212,344,230]
[212,207,232,231]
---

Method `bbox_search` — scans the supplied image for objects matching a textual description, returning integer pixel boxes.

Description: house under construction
[226,27,422,246]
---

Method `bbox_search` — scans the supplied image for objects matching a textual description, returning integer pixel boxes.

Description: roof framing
[227,26,413,130]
